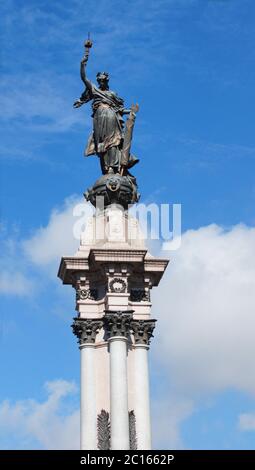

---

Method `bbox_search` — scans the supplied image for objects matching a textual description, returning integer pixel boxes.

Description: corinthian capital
[131,319,156,345]
[104,310,133,338]
[72,318,103,345]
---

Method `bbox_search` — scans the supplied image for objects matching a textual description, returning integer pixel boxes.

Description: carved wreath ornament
[76,288,98,301]
[109,278,127,293]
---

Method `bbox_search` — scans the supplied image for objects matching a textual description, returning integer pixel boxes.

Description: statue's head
[97,72,109,90]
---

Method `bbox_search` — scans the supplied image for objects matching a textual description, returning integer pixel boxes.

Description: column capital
[131,319,156,345]
[72,318,103,345]
[104,310,133,338]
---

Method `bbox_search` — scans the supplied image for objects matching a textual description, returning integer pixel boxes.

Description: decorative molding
[130,288,150,302]
[109,277,127,293]
[97,409,111,450]
[76,287,98,301]
[72,318,103,344]
[131,319,156,345]
[104,310,133,338]
[129,410,137,450]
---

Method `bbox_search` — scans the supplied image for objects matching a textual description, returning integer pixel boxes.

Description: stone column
[105,311,133,450]
[72,318,103,450]
[131,319,156,450]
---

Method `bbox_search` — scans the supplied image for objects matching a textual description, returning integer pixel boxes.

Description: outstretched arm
[80,58,92,91]
[73,58,93,108]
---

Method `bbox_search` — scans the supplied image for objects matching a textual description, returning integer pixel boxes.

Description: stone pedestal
[58,205,168,450]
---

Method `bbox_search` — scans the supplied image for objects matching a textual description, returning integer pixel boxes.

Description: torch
[83,32,93,64]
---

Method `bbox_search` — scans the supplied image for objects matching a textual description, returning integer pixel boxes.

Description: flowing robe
[79,83,125,172]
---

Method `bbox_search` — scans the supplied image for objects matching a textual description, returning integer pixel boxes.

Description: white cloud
[153,223,255,396]
[23,196,82,269]
[0,379,79,450]
[0,197,88,296]
[152,396,194,449]
[0,271,34,296]
[238,413,255,432]
[0,233,35,297]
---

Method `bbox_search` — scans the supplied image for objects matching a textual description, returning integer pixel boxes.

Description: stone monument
[58,37,168,450]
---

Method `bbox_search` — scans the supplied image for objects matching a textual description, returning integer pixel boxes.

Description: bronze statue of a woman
[73,39,139,176]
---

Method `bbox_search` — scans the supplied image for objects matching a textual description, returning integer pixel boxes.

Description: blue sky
[1,0,255,449]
